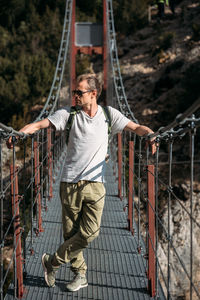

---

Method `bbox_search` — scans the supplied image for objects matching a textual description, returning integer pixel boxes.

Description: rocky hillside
[119,0,200,129]
[117,1,200,299]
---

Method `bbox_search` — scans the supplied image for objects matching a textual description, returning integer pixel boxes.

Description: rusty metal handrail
[109,108,200,299]
[0,128,66,299]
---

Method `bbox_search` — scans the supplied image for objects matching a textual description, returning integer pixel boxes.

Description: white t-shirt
[48,105,130,183]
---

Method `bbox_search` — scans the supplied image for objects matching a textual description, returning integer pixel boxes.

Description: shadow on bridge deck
[5,162,165,300]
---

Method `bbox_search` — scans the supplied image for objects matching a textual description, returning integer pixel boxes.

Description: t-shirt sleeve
[108,106,130,135]
[48,106,70,131]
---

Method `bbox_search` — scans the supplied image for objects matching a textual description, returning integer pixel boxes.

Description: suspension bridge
[0,0,200,299]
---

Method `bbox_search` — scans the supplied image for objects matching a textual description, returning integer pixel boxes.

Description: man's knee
[80,227,100,243]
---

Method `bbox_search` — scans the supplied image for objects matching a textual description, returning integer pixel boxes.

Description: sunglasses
[72,89,93,97]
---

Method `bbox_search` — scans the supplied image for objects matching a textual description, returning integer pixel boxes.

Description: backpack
[66,106,112,145]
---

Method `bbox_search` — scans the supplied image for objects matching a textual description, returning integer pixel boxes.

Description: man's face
[74,80,96,107]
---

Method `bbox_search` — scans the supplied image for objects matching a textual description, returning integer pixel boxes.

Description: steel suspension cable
[36,0,73,121]
[106,0,138,123]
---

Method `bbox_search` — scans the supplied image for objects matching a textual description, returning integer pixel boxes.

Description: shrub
[158,31,175,51]
[76,54,92,76]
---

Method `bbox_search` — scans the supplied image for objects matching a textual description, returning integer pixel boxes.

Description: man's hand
[6,136,19,149]
[145,138,157,155]
[124,121,157,155]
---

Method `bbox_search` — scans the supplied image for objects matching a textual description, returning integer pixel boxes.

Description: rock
[121,62,155,76]
[159,191,200,299]
[3,247,13,270]
[142,108,159,116]
[1,142,12,178]
[173,211,182,223]
[158,51,171,64]
[188,46,200,62]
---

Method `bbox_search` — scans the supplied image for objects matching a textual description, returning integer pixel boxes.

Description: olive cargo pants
[54,181,105,275]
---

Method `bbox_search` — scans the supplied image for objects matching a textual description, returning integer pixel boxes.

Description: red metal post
[147,164,156,297]
[10,165,24,298]
[103,0,107,103]
[47,128,53,200]
[128,141,134,235]
[34,141,44,233]
[70,0,76,105]
[118,133,122,200]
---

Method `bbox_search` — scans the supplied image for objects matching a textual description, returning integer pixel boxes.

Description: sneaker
[66,273,88,292]
[42,253,59,287]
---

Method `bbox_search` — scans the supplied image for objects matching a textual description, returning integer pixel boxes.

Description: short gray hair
[76,73,102,99]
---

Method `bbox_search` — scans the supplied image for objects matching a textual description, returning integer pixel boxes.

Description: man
[8,74,156,292]
[156,0,168,20]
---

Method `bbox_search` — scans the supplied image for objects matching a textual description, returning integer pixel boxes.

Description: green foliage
[158,31,174,50]
[76,0,103,22]
[0,27,12,55]
[76,54,92,77]
[0,52,54,123]
[0,0,26,28]
[9,104,31,130]
[152,31,175,58]
[0,0,151,125]
[0,2,61,124]
[158,32,174,50]
[76,0,150,34]
[113,0,149,35]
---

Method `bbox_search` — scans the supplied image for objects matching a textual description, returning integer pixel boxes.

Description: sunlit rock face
[158,182,200,299]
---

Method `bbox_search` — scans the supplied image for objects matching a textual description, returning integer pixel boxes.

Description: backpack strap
[66,106,80,145]
[102,106,112,138]
[66,105,112,145]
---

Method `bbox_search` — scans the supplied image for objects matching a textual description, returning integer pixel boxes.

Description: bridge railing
[0,126,66,299]
[109,103,200,299]
[106,0,200,298]
[0,0,72,297]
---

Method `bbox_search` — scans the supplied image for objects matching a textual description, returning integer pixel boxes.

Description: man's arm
[124,121,156,154]
[124,121,154,136]
[19,118,51,134]
[7,118,52,149]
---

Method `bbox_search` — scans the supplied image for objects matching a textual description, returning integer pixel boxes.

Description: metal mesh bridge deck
[5,162,165,300]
